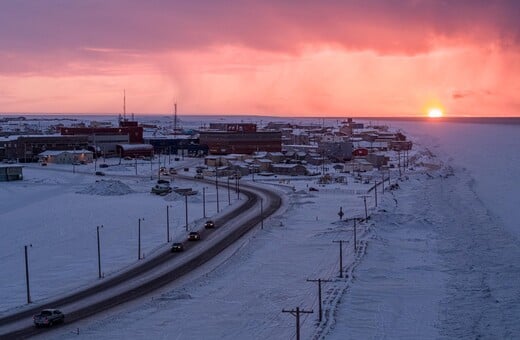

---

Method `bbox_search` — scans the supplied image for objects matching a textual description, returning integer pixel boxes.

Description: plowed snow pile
[77,180,134,196]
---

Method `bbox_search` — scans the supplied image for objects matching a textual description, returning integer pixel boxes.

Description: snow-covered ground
[2,119,519,339]
[0,158,244,313]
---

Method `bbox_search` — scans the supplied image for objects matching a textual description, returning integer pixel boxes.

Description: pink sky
[0,1,519,117]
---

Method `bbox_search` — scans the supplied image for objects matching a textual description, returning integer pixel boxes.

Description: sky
[1,1,519,117]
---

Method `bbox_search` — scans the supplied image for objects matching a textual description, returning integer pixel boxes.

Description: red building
[60,120,143,144]
[200,124,281,155]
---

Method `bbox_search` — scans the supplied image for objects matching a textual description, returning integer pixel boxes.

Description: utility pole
[332,240,347,278]
[282,307,313,340]
[202,187,206,218]
[382,172,385,193]
[360,195,369,220]
[166,205,171,242]
[138,218,144,260]
[135,157,137,175]
[185,194,189,231]
[97,225,103,278]
[307,279,332,322]
[24,244,32,304]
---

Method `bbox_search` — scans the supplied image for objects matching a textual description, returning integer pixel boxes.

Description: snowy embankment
[329,125,520,339]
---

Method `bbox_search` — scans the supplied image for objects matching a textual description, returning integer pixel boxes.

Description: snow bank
[76,180,134,196]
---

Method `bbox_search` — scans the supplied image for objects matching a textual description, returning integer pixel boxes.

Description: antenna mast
[173,102,178,138]
[123,89,127,121]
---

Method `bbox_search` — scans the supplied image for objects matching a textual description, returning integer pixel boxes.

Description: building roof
[38,149,92,156]
[117,144,154,151]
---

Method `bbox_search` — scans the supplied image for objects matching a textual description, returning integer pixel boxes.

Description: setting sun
[428,108,443,118]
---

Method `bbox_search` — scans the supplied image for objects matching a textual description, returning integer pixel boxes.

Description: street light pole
[227,177,231,205]
[260,198,264,229]
[374,180,378,207]
[24,244,32,304]
[97,225,103,278]
[185,194,189,231]
[353,218,357,251]
[215,165,220,213]
[138,218,144,260]
[203,187,206,218]
[166,205,171,242]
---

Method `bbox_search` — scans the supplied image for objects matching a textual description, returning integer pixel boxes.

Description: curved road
[0,178,283,339]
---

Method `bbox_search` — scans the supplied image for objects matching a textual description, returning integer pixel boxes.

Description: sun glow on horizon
[428,108,444,118]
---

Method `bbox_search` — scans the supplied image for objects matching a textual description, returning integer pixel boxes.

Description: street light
[97,225,103,278]
[24,244,32,304]
[260,198,264,229]
[138,218,144,260]
[166,205,172,242]
[202,187,207,218]
[215,164,220,213]
[227,176,231,205]
[184,194,189,231]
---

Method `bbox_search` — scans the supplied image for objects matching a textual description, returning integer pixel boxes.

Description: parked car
[99,163,109,168]
[204,220,215,229]
[188,231,201,241]
[157,179,170,184]
[95,171,105,176]
[194,174,204,180]
[170,242,184,252]
[41,162,48,166]
[169,168,177,175]
[33,309,64,327]
[309,187,319,192]
[124,156,132,160]
[183,167,189,172]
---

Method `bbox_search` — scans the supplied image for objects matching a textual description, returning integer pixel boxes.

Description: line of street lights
[19,173,247,305]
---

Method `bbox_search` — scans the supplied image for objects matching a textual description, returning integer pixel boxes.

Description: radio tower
[173,102,178,138]
[123,89,127,121]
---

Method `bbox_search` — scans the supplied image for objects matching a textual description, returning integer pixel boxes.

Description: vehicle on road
[170,242,184,252]
[204,220,215,229]
[95,171,105,176]
[194,173,204,179]
[41,162,48,166]
[157,179,170,185]
[188,231,201,241]
[169,168,177,175]
[99,163,109,168]
[33,309,64,327]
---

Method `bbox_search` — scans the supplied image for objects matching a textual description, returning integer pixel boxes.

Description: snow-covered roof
[117,144,154,151]
[38,149,92,156]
